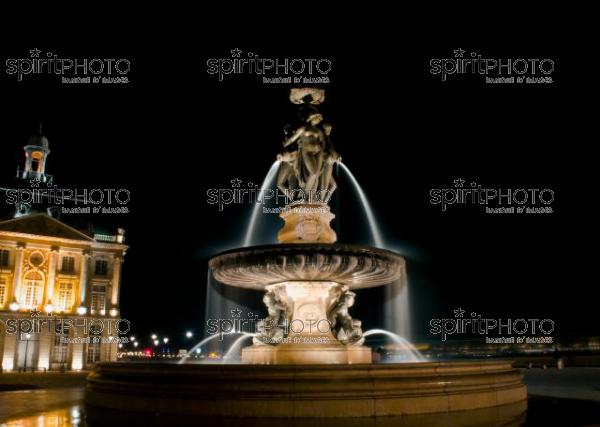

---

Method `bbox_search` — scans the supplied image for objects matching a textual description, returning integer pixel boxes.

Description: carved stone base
[248,281,368,364]
[277,203,337,243]
[86,360,527,418]
[242,343,372,364]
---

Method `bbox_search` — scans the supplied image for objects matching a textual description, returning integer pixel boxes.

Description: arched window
[22,271,43,308]
[31,151,43,173]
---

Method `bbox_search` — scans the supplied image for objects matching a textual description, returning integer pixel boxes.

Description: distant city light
[186,331,193,338]
[151,334,157,340]
[163,337,169,344]
[153,339,159,346]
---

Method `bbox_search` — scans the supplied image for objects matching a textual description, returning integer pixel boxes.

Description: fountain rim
[85,359,527,418]
[209,242,405,265]
[92,358,517,370]
[208,243,406,290]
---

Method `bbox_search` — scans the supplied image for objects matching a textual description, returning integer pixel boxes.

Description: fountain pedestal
[210,243,405,364]
[242,342,372,365]
[277,203,337,244]
[242,281,372,364]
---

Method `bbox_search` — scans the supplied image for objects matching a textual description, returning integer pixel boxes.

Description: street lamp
[153,339,159,346]
[151,334,157,340]
[133,342,139,348]
[185,331,193,339]
[163,337,169,344]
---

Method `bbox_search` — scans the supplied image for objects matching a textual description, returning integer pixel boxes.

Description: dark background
[0,44,591,349]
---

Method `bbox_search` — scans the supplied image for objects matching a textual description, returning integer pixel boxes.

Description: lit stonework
[0,130,128,372]
[0,213,127,371]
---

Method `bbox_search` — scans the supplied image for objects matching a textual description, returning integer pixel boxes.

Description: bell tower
[21,123,52,184]
[13,124,54,218]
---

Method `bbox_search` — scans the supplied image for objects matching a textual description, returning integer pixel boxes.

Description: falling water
[179,332,255,364]
[363,329,424,362]
[338,162,413,342]
[338,162,383,247]
[203,269,256,356]
[384,267,413,341]
[222,333,255,361]
[204,270,213,331]
[178,334,223,364]
[242,160,281,247]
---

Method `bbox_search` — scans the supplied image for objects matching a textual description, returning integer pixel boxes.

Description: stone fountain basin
[85,360,527,418]
[209,243,405,290]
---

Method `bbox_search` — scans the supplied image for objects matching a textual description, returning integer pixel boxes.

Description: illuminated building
[0,130,127,371]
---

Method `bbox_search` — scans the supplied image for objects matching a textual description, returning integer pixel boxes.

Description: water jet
[86,87,527,419]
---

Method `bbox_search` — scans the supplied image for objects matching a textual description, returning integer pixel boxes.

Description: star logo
[231,178,242,188]
[231,48,242,58]
[30,178,40,188]
[453,178,465,188]
[471,51,477,58]
[231,308,242,318]
[247,312,254,318]
[248,52,254,58]
[29,48,41,58]
[453,48,465,58]
[30,308,42,317]
[471,182,477,188]
[453,307,465,318]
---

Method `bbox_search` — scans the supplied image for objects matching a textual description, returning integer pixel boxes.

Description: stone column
[2,333,17,371]
[101,328,118,362]
[107,340,118,361]
[12,244,26,304]
[110,255,122,306]
[45,246,59,304]
[37,328,52,371]
[79,251,91,307]
[70,327,84,371]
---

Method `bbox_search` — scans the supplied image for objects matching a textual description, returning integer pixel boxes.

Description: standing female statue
[277,91,341,204]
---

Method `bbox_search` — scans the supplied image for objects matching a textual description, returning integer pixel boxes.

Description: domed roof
[26,134,49,150]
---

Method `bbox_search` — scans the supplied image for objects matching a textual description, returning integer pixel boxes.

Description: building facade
[0,130,128,371]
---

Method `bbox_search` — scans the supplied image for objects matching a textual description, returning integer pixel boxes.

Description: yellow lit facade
[0,130,128,372]
[0,214,127,371]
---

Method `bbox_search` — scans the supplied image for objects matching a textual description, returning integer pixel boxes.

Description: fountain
[85,88,527,420]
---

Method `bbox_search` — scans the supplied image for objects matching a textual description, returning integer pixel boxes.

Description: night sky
[0,43,592,349]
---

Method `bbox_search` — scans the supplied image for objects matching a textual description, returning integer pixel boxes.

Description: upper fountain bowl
[209,243,405,290]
